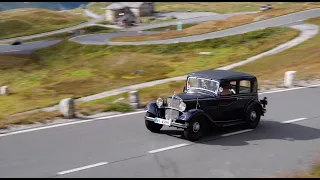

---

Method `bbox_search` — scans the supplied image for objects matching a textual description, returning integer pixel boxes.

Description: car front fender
[179,109,213,123]
[144,100,158,117]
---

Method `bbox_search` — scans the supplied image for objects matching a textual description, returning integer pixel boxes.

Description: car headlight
[156,98,163,108]
[179,101,186,111]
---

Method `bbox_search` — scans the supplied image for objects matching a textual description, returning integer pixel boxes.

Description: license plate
[154,117,171,126]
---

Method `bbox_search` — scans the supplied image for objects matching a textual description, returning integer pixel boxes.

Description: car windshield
[186,77,219,95]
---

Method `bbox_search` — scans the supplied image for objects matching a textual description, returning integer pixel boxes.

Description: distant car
[11,40,21,45]
[260,4,272,11]
[144,70,268,141]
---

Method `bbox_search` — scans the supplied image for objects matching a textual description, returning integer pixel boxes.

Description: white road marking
[57,162,108,175]
[147,130,254,154]
[282,117,307,124]
[1,83,320,137]
[0,111,145,138]
[220,129,253,137]
[2,50,20,53]
[148,143,189,154]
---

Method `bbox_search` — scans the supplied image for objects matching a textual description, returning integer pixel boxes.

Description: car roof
[187,69,256,81]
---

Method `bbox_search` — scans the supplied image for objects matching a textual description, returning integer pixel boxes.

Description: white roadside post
[199,52,213,55]
[0,86,9,96]
[59,98,75,119]
[128,91,139,109]
[177,21,182,31]
[284,71,297,88]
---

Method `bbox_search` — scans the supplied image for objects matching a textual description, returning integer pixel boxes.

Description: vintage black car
[11,39,21,45]
[144,70,268,141]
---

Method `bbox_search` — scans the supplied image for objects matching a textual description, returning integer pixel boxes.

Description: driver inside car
[221,83,236,95]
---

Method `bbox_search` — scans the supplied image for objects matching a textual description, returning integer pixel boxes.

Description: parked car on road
[11,39,21,45]
[144,70,268,141]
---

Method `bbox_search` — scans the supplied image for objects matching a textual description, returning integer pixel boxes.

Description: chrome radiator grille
[167,98,180,109]
[165,98,181,120]
[165,108,179,120]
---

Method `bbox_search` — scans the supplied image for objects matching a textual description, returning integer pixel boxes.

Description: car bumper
[144,116,187,129]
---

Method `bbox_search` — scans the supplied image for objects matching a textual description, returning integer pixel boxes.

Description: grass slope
[70,2,320,15]
[86,2,111,15]
[233,17,320,87]
[20,26,116,42]
[155,2,320,13]
[78,17,320,120]
[0,8,88,40]
[0,26,298,127]
[69,2,111,15]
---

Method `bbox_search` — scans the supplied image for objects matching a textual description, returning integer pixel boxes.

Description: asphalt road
[154,11,219,20]
[0,40,61,54]
[0,85,320,178]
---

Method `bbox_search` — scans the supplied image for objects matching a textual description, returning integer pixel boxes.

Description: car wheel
[184,116,207,142]
[145,112,163,133]
[244,104,261,129]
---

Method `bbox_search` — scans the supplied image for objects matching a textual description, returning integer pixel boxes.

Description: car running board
[216,120,245,127]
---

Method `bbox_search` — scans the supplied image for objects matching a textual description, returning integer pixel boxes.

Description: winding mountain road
[1,9,318,54]
[72,8,320,45]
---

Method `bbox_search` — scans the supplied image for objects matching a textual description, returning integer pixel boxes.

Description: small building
[115,7,136,26]
[102,2,154,23]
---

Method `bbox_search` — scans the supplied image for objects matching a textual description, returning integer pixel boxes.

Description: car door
[202,96,219,121]
[236,79,257,119]
[218,80,242,121]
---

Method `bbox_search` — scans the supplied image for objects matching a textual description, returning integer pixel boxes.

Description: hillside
[71,2,320,15]
[0,8,88,40]
[0,26,299,125]
[155,2,320,13]
[0,2,88,11]
[86,2,111,15]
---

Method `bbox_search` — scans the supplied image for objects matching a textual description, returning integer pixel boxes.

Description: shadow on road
[159,118,320,146]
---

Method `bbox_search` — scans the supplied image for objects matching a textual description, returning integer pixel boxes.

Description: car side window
[252,80,258,93]
[239,80,251,93]
[220,81,237,96]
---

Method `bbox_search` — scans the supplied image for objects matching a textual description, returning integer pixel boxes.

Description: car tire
[184,116,207,142]
[244,104,261,129]
[145,112,163,133]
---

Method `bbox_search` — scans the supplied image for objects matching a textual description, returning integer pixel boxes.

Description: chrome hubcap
[250,111,257,121]
[193,122,200,133]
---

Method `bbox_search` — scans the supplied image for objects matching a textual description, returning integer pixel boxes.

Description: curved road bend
[0,85,320,177]
[70,8,320,45]
[0,13,104,44]
[0,11,253,45]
